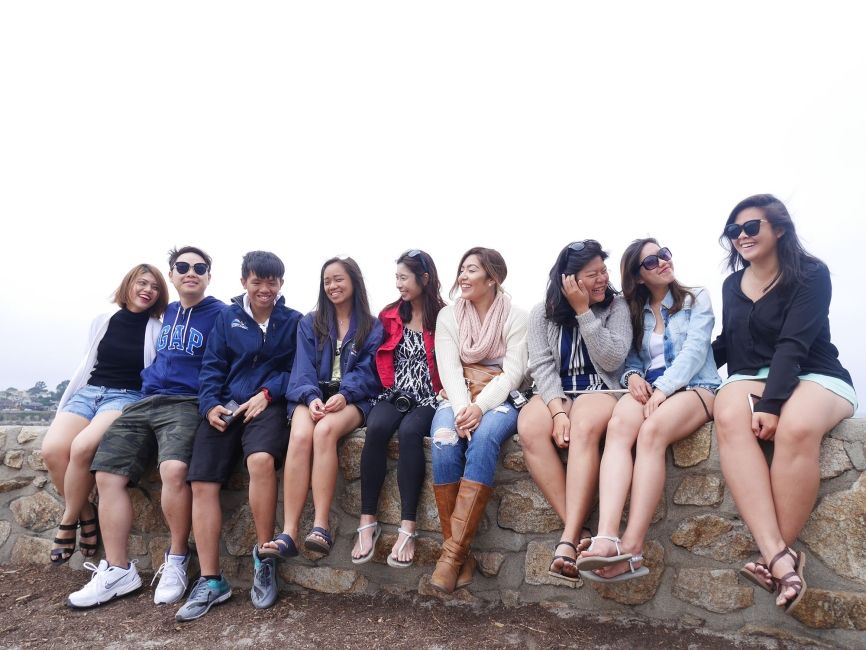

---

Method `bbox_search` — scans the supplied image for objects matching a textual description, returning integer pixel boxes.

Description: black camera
[318,380,341,400]
[386,389,416,413]
[507,389,530,410]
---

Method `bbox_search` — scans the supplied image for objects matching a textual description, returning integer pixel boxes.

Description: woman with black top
[712,194,857,614]
[41,264,168,565]
[351,250,445,567]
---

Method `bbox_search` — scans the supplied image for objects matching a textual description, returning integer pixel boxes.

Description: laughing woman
[429,247,528,594]
[41,264,168,565]
[575,239,720,582]
[351,250,446,567]
[263,256,384,560]
[712,194,857,614]
[517,240,631,582]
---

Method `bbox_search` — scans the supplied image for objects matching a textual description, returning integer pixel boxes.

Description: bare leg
[95,471,133,567]
[263,407,314,549]
[159,460,191,556]
[246,452,278,547]
[562,394,617,544]
[518,396,567,520]
[594,390,715,577]
[191,481,222,575]
[64,411,125,553]
[42,412,90,498]
[310,407,362,538]
[771,381,853,545]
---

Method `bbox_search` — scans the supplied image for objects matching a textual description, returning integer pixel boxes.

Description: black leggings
[360,401,435,521]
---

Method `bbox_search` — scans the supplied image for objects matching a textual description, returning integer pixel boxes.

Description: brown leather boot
[433,482,475,589]
[430,479,492,593]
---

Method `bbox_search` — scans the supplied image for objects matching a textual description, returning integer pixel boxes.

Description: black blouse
[712,261,852,416]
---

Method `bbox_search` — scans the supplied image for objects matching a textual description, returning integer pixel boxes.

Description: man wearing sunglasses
[69,246,225,609]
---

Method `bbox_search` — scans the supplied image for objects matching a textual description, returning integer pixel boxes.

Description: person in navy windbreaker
[176,251,302,620]
[261,256,384,564]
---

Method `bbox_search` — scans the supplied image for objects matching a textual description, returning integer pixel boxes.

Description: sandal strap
[79,517,98,527]
[628,555,644,572]
[555,540,578,552]
[356,521,378,533]
[589,535,622,554]
[58,523,79,531]
[767,547,797,573]
[54,536,76,545]
[394,528,417,554]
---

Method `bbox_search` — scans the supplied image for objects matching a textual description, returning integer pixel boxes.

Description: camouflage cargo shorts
[90,394,201,485]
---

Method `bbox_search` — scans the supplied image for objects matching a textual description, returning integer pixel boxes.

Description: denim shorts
[62,385,144,421]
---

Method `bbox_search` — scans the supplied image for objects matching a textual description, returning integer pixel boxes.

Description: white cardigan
[434,303,529,415]
[56,310,162,413]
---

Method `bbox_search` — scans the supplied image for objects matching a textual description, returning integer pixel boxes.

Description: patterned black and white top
[377,326,437,407]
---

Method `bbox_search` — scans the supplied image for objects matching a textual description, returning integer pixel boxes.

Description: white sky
[1,2,863,415]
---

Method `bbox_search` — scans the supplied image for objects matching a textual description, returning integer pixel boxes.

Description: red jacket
[375,304,442,394]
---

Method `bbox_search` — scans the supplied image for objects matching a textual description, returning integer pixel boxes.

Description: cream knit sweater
[434,302,529,415]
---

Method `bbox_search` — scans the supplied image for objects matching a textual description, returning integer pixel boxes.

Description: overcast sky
[1,2,863,415]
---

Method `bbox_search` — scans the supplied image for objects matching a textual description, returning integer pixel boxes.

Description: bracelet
[552,411,567,419]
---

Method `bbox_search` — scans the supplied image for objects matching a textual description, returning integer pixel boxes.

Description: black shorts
[186,400,290,484]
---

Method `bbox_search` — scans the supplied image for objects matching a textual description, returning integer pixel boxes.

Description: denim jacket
[621,288,721,396]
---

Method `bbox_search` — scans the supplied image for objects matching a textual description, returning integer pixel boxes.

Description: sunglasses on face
[724,218,768,240]
[173,262,209,275]
[400,249,429,274]
[639,247,672,271]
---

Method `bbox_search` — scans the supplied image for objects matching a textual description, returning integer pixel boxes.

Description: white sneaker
[67,560,142,608]
[152,551,190,604]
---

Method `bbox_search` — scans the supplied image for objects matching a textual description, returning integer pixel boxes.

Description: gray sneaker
[251,544,278,609]
[175,576,232,622]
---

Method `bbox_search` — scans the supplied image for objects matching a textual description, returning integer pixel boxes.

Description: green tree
[28,381,48,396]
[52,380,70,401]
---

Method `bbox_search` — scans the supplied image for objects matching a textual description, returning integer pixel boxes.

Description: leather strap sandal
[739,558,775,593]
[78,515,100,558]
[548,540,580,583]
[768,547,807,614]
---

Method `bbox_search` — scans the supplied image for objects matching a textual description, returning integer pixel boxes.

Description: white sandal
[573,535,633,571]
[351,521,381,565]
[386,527,418,568]
[580,554,649,583]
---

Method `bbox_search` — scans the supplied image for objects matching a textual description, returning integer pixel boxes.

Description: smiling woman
[40,263,168,567]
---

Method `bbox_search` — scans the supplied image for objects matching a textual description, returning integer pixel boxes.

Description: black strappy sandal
[50,522,78,566]
[78,515,100,558]
[548,540,580,583]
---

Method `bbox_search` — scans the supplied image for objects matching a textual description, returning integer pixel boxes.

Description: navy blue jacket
[142,296,225,397]
[198,295,303,418]
[285,311,384,419]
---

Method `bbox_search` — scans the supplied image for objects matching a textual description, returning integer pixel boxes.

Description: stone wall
[1,421,864,646]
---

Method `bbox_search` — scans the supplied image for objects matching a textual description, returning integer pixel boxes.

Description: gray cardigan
[527,297,632,404]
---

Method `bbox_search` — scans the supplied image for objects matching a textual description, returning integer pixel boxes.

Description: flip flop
[580,555,649,583]
[739,558,775,593]
[304,527,333,555]
[574,535,633,571]
[351,522,381,565]
[387,527,418,569]
[259,533,299,560]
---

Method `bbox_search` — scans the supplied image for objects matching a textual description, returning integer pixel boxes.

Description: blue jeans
[430,401,518,487]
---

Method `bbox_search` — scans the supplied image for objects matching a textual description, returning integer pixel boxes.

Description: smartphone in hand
[220,399,240,425]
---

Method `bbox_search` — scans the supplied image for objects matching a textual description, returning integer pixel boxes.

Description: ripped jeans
[430,401,519,487]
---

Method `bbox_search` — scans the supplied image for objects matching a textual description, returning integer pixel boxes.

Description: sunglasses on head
[400,249,429,274]
[639,247,672,271]
[173,262,209,275]
[724,218,768,240]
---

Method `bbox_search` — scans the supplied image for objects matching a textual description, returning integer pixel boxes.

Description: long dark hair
[313,257,375,351]
[620,238,695,353]
[545,240,616,326]
[386,250,446,332]
[720,194,823,290]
